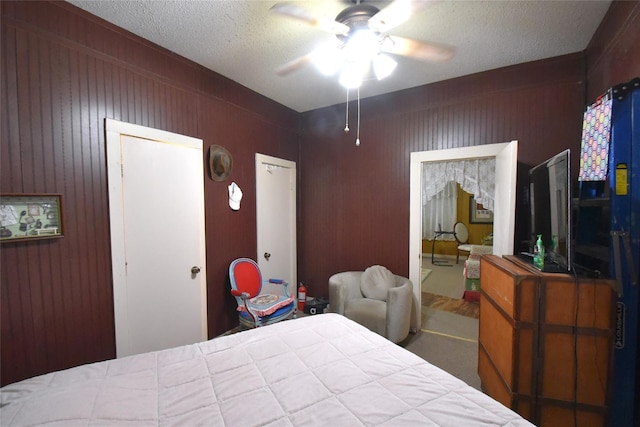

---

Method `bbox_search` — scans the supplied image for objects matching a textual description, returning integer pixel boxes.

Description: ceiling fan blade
[369,0,439,33]
[270,2,349,35]
[275,54,313,76]
[382,35,455,63]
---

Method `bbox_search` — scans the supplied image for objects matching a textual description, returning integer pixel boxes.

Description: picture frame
[0,194,64,242]
[469,196,493,224]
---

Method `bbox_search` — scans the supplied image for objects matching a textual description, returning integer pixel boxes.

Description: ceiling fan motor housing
[335,4,380,41]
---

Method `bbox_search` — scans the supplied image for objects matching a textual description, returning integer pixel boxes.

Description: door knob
[191,266,201,275]
[264,252,271,261]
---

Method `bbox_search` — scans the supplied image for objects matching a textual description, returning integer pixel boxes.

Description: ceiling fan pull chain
[355,86,361,146]
[344,87,350,132]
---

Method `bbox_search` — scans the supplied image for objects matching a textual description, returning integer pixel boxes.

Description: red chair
[229,258,296,329]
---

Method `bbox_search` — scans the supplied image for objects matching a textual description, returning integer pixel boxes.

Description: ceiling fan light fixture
[373,53,397,80]
[346,29,380,61]
[311,45,343,76]
[272,0,456,81]
[339,60,367,89]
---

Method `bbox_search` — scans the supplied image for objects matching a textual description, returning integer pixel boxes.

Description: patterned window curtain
[421,158,495,239]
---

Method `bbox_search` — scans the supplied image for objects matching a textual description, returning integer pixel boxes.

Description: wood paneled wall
[297,0,639,299]
[585,0,640,102]
[298,54,586,294]
[1,0,637,387]
[1,1,298,386]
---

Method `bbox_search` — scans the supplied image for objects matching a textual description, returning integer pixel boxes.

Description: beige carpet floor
[403,254,481,390]
[421,254,465,298]
[402,329,480,390]
[421,268,432,284]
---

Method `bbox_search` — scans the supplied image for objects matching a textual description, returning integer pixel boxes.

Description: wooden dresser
[478,255,616,427]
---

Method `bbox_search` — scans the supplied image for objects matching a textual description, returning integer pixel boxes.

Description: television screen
[528,149,572,272]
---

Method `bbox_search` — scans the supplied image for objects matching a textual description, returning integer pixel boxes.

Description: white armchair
[328,266,413,344]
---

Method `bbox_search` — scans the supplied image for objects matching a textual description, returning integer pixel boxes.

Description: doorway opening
[408,141,518,331]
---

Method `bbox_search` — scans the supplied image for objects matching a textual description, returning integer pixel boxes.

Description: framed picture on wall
[469,196,493,224]
[0,194,64,242]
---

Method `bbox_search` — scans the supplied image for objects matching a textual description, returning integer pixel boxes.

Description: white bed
[1,313,533,426]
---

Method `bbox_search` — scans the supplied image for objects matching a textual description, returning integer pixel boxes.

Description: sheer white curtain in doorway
[421,158,496,239]
[422,181,457,240]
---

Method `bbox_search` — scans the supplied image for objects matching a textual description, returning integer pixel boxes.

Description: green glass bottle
[534,234,545,270]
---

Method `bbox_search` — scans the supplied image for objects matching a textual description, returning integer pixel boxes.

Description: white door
[255,154,297,298]
[106,119,207,358]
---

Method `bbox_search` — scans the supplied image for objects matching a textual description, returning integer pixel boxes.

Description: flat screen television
[526,149,572,272]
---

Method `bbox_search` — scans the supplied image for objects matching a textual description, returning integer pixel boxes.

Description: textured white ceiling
[66,0,612,112]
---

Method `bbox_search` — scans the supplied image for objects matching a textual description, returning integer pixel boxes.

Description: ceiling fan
[270,0,456,88]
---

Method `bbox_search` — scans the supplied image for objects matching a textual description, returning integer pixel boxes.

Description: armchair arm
[328,274,346,315]
[231,290,258,325]
[385,278,413,343]
[328,272,363,315]
[267,278,290,298]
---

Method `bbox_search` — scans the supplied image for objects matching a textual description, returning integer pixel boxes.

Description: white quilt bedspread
[1,313,533,426]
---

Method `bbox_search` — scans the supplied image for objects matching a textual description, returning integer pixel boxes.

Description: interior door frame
[105,118,207,357]
[255,153,297,296]
[408,140,518,330]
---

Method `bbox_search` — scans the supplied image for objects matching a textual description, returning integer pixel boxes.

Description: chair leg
[456,251,460,264]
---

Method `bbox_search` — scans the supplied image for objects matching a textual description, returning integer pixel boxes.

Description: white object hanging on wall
[228,182,243,210]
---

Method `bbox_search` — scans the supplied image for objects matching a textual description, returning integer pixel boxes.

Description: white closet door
[255,153,297,298]
[106,119,207,358]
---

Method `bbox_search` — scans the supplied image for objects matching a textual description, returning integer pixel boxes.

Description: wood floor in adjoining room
[420,255,479,331]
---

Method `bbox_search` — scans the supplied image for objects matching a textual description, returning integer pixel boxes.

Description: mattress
[1,313,533,426]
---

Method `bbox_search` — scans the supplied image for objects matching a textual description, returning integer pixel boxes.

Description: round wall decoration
[208,145,233,182]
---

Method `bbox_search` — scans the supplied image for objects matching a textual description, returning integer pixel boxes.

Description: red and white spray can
[298,282,307,311]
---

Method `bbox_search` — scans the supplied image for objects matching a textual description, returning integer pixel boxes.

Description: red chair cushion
[233,261,262,298]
